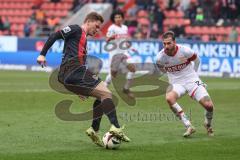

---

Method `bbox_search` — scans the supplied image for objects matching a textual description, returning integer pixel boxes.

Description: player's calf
[200,96,214,136]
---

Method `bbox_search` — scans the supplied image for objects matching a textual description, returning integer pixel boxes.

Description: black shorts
[58,65,101,96]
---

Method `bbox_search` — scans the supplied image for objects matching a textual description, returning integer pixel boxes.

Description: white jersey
[156,44,199,84]
[106,24,129,55]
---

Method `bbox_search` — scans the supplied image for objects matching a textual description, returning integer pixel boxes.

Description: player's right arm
[157,64,167,73]
[182,45,200,72]
[156,51,167,73]
[37,25,78,67]
[37,31,62,67]
[106,26,116,42]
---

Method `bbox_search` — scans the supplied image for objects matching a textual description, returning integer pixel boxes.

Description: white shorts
[171,79,209,102]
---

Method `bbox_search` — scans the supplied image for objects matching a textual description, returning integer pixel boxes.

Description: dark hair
[110,10,124,23]
[84,12,104,23]
[162,31,175,41]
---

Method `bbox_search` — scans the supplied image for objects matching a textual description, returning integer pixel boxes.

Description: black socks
[91,98,120,131]
[91,99,102,131]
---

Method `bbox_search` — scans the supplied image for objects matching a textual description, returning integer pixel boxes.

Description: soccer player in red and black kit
[36,12,130,147]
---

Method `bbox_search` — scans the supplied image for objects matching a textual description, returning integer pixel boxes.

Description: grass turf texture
[0,71,239,160]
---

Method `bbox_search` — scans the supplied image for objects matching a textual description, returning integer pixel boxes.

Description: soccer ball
[102,132,121,149]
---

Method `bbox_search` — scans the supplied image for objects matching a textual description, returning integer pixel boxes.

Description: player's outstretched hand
[37,55,47,68]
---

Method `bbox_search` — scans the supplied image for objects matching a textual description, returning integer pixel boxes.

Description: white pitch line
[0,89,53,93]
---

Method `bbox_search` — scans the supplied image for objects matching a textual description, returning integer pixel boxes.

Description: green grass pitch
[0,71,240,160]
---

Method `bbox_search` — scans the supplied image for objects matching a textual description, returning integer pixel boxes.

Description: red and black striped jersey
[40,24,87,66]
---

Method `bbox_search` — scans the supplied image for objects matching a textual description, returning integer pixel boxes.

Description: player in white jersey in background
[104,10,136,98]
[156,31,214,137]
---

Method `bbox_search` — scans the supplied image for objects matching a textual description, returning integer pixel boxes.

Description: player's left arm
[106,26,116,42]
[193,55,200,72]
[184,46,200,72]
[187,53,200,72]
[156,53,167,73]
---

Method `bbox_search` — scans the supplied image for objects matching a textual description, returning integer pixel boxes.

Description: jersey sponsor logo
[62,26,71,33]
[165,61,189,72]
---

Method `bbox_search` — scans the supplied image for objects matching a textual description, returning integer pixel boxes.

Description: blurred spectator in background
[228,0,238,20]
[195,7,204,22]
[153,7,165,34]
[135,20,150,39]
[35,9,45,23]
[4,17,11,35]
[133,30,143,40]
[220,0,228,20]
[186,0,198,22]
[170,24,185,38]
[23,21,32,37]
[47,16,60,32]
[209,35,217,41]
[93,0,104,3]
[0,0,238,41]
[149,23,161,39]
[213,0,221,22]
[105,0,118,10]
[167,0,180,10]
[228,26,238,42]
[34,25,42,37]
[114,0,125,8]
[32,0,44,9]
[136,0,150,10]
[39,19,50,37]
[221,34,228,42]
[51,0,61,3]
[0,16,11,35]
[198,0,214,20]
[179,0,190,11]
[125,7,138,37]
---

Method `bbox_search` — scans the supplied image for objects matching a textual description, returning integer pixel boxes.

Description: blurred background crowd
[0,0,239,42]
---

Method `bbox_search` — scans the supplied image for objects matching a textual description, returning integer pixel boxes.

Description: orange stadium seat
[185,26,201,35]
[202,35,209,42]
[185,26,192,34]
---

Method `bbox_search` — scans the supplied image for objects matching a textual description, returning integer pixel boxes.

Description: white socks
[124,72,134,90]
[105,74,112,87]
[172,103,191,128]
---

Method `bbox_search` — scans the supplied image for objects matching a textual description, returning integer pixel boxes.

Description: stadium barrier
[0,36,239,77]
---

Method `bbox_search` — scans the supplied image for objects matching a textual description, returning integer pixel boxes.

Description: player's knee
[203,101,214,112]
[127,64,136,72]
[111,71,118,78]
[166,94,176,105]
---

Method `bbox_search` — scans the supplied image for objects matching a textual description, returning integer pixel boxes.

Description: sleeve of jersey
[40,31,62,56]
[60,25,78,39]
[184,47,197,62]
[106,27,115,38]
[156,52,164,67]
